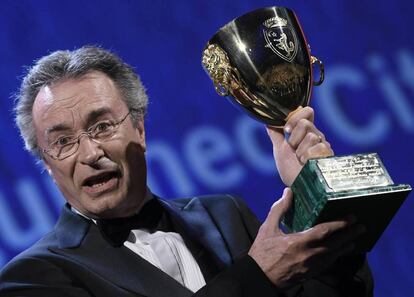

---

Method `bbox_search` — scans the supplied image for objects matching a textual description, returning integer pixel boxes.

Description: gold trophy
[202,6,411,252]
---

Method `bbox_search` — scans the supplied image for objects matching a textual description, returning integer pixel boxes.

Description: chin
[94,196,140,219]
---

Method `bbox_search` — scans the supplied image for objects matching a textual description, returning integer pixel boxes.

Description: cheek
[50,166,80,204]
[48,160,74,183]
[49,159,78,189]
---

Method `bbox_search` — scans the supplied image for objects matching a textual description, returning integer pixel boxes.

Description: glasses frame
[42,109,135,161]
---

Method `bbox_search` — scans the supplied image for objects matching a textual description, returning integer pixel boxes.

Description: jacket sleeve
[0,256,93,297]
[194,255,281,297]
[0,255,142,297]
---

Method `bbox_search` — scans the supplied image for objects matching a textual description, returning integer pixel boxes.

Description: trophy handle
[202,44,233,96]
[311,56,324,86]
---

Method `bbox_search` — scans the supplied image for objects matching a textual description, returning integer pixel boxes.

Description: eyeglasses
[42,110,134,160]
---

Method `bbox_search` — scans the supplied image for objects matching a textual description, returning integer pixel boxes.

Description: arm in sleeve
[193,255,281,297]
[0,256,93,297]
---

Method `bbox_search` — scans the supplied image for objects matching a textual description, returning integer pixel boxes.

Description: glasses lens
[93,127,117,141]
[56,142,78,160]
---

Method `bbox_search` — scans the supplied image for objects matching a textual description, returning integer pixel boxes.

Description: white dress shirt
[124,229,206,292]
[72,192,206,292]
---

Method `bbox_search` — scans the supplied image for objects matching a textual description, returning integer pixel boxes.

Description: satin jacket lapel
[159,197,232,268]
[50,205,193,297]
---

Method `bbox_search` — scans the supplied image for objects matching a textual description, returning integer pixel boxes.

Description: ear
[135,119,146,152]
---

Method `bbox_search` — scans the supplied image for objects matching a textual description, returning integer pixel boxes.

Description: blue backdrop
[0,1,413,296]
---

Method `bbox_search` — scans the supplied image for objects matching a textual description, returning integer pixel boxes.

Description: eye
[53,136,73,147]
[90,121,116,137]
[95,121,112,132]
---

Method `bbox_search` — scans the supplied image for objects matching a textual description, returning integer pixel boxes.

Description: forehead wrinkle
[43,110,76,140]
[83,107,112,124]
[41,94,85,116]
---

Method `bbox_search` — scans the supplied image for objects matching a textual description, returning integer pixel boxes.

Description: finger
[286,118,324,149]
[313,223,365,263]
[302,218,354,243]
[297,141,334,165]
[284,106,314,134]
[295,132,325,160]
[262,188,293,234]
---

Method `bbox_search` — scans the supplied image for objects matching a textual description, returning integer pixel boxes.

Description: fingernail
[284,125,291,134]
[283,187,292,197]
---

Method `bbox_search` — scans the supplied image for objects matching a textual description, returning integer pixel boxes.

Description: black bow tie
[97,198,165,247]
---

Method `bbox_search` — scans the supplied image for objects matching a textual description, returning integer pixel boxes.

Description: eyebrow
[46,124,71,135]
[45,107,113,135]
[84,107,112,127]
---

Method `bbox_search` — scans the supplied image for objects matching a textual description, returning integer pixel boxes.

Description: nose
[77,134,104,165]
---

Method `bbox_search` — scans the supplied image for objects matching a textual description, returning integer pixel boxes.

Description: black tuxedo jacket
[0,195,373,297]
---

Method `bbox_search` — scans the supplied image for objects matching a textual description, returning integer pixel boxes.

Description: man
[0,46,373,296]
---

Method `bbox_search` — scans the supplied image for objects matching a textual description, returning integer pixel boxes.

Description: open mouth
[82,171,121,196]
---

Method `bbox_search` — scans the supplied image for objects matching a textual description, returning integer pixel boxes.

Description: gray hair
[15,46,148,158]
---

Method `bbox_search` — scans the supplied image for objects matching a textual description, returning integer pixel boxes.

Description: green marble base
[281,153,411,252]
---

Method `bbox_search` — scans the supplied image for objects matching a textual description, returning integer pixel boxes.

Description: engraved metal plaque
[316,154,393,192]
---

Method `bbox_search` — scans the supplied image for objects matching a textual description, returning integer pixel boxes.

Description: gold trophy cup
[202,7,411,252]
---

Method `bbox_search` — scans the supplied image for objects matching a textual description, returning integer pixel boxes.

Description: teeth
[91,180,109,188]
[85,172,118,188]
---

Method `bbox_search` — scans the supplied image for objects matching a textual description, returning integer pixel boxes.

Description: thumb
[263,188,293,233]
